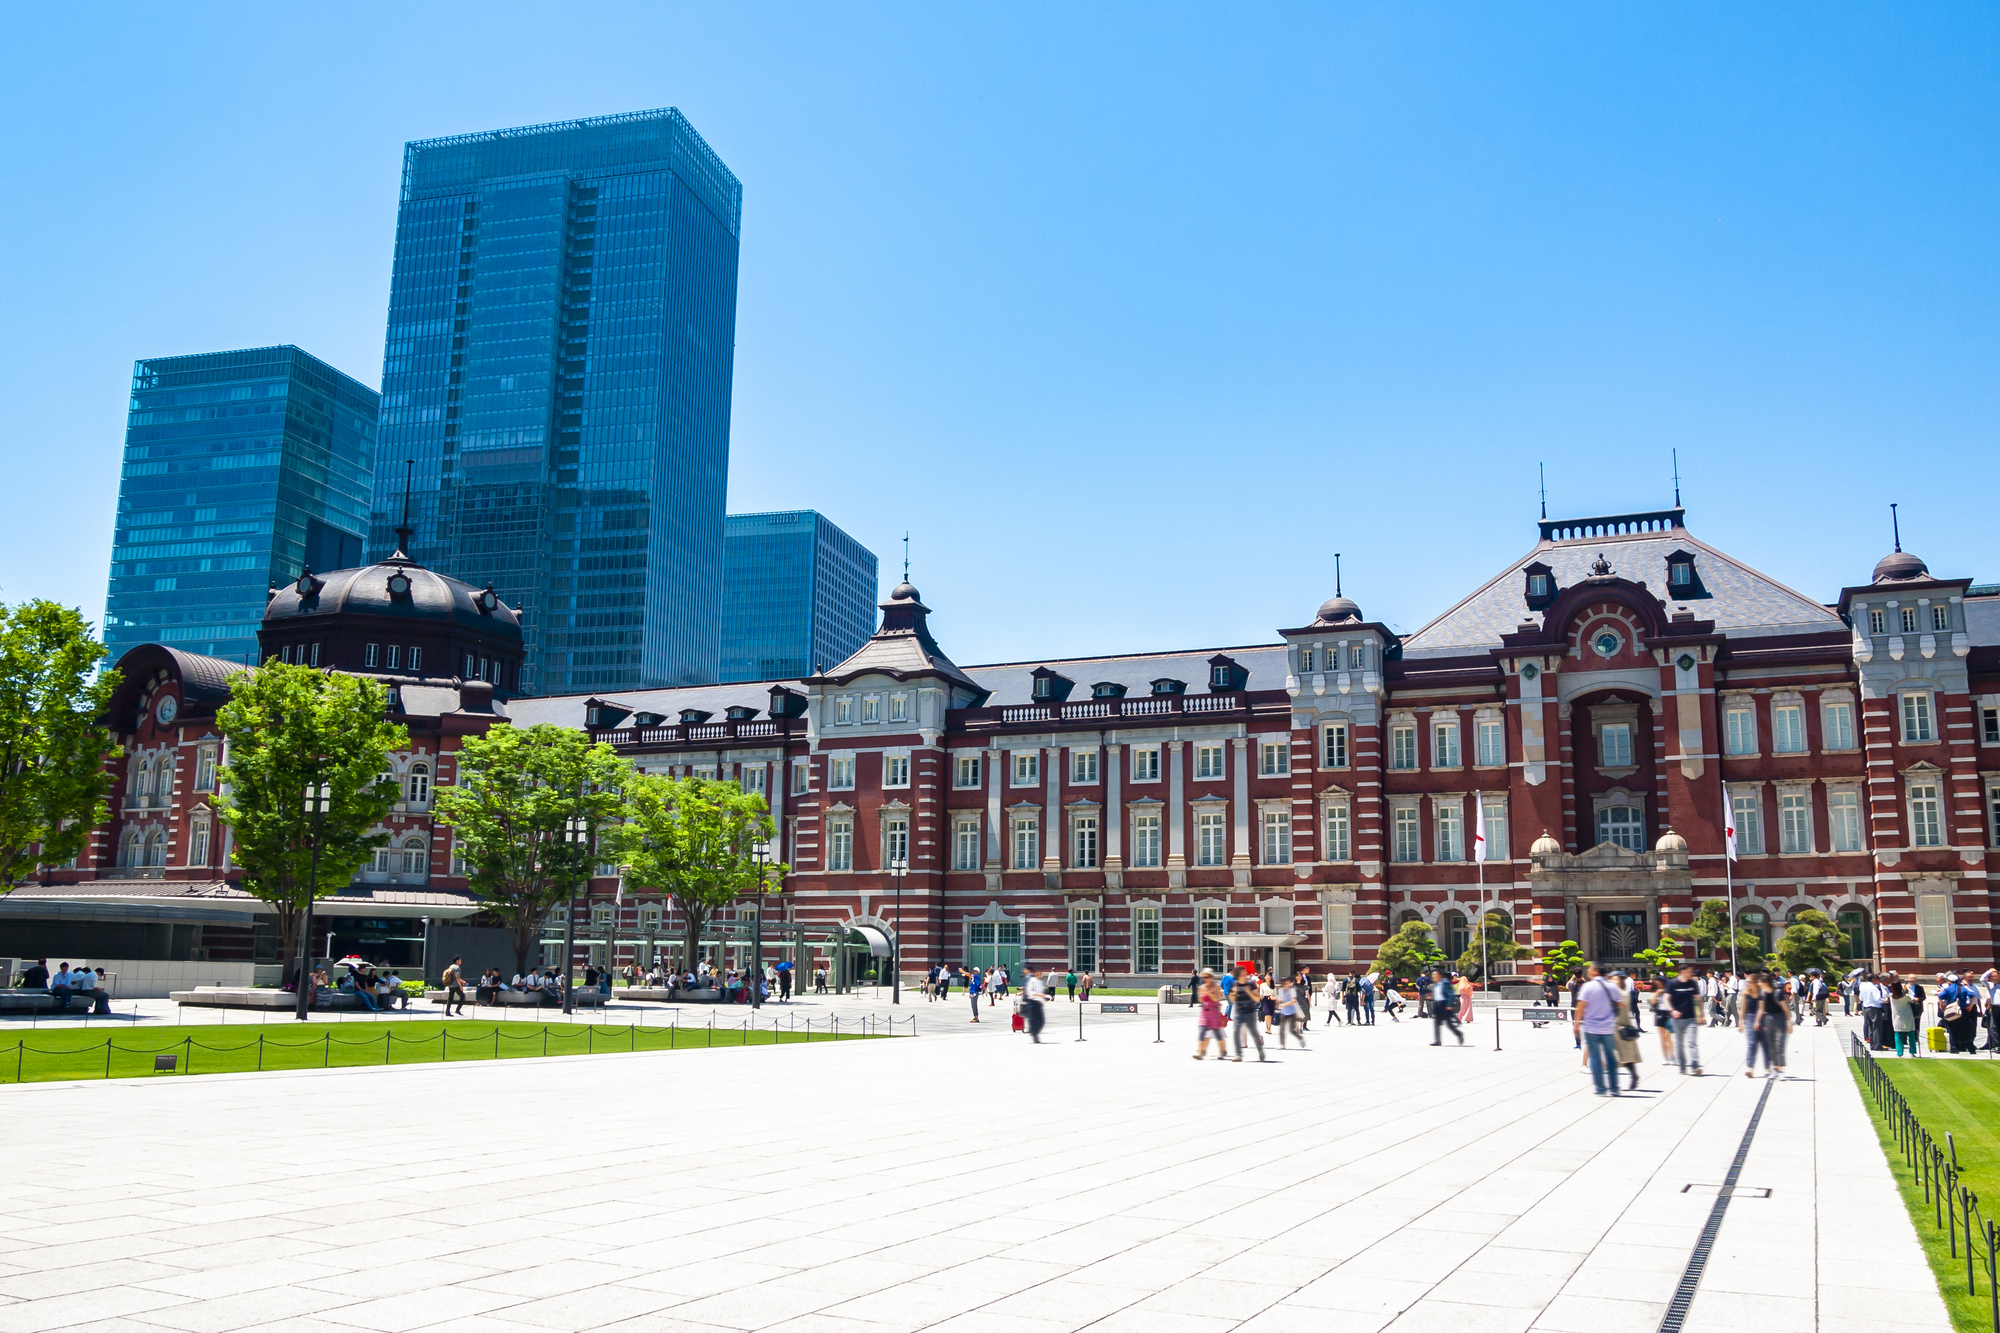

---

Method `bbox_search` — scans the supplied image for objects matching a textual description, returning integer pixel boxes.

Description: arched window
[144,829,167,867]
[121,828,143,868]
[1596,806,1645,851]
[152,755,173,806]
[1440,909,1470,960]
[1838,906,1872,962]
[1394,908,1423,931]
[129,757,149,804]
[1740,908,1769,955]
[406,763,431,807]
[400,836,428,875]
[189,817,211,867]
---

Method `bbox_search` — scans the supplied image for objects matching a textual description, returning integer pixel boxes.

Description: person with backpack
[1938,973,1979,1053]
[441,956,467,1017]
[1229,968,1267,1062]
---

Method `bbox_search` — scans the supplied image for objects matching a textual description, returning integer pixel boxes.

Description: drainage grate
[1679,1183,1772,1199]
[1657,1078,1775,1333]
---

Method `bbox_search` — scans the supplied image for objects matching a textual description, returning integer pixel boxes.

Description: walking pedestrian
[1193,970,1228,1059]
[1342,975,1361,1025]
[1888,979,1918,1056]
[1939,972,1980,1053]
[441,956,467,1017]
[1321,972,1343,1024]
[1022,966,1048,1043]
[1740,973,1792,1077]
[1612,976,1643,1091]
[1428,967,1464,1046]
[967,965,985,1022]
[1229,968,1267,1062]
[1456,972,1475,1025]
[1259,981,1278,1035]
[1276,976,1306,1048]
[1360,972,1376,1025]
[1665,964,1703,1075]
[1649,976,1675,1064]
[1065,970,1078,1001]
[1572,965,1623,1096]
[1295,970,1313,1030]
[1187,968,1201,1007]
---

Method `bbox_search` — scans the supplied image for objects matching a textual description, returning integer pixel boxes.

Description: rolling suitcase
[1927,1025,1948,1052]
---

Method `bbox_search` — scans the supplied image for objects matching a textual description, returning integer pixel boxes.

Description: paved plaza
[0,994,1953,1333]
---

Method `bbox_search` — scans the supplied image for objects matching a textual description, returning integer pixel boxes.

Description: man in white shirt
[1021,967,1048,1043]
[377,970,406,1010]
[1859,974,1890,1050]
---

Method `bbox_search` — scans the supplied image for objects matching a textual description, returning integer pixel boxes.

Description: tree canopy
[1540,940,1588,987]
[1660,898,1764,970]
[214,664,406,979]
[1775,907,1847,975]
[619,772,781,975]
[0,601,120,892]
[1373,919,1447,980]
[432,724,633,976]
[1457,910,1531,978]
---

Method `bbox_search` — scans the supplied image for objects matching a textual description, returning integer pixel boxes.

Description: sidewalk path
[0,1002,1947,1333]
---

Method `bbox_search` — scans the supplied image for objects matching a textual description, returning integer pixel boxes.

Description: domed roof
[1530,830,1562,857]
[265,552,523,641]
[1872,550,1929,583]
[1315,595,1362,625]
[889,581,920,602]
[1654,828,1688,854]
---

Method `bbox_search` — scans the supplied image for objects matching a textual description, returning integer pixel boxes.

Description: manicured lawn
[1848,1052,2000,1333]
[0,1017,890,1086]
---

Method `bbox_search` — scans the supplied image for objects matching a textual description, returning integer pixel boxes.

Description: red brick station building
[12,506,2000,993]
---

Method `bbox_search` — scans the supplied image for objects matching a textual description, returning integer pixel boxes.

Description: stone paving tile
[0,1001,1965,1333]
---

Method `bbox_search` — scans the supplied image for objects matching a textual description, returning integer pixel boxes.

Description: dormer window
[1091,682,1127,699]
[1030,667,1076,703]
[633,713,659,726]
[386,572,412,598]
[586,706,603,727]
[1150,678,1186,697]
[1206,655,1247,691]
[679,708,713,725]
[1522,561,1557,611]
[724,705,756,722]
[1662,549,1709,600]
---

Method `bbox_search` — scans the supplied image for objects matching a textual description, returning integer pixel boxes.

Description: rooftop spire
[1672,448,1681,508]
[1891,502,1902,553]
[902,530,910,584]
[1539,462,1547,521]
[1335,552,1343,598]
[392,460,415,559]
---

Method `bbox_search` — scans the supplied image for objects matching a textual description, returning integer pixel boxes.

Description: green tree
[1661,899,1763,970]
[0,601,120,892]
[619,772,781,975]
[1457,911,1531,979]
[1540,940,1588,988]
[1775,907,1847,976]
[214,664,406,982]
[433,724,633,977]
[1374,919,1447,982]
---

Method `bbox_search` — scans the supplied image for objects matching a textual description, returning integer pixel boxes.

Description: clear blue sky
[3,4,1995,666]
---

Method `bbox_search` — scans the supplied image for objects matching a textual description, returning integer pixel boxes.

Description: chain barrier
[1852,1033,2000,1328]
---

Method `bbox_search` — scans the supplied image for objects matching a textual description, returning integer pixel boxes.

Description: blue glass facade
[721,511,879,682]
[372,108,742,694]
[105,346,378,665]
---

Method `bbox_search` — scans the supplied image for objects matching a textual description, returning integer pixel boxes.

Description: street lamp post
[293,777,329,1022]
[889,854,907,1005]
[561,808,591,1016]
[750,842,768,1009]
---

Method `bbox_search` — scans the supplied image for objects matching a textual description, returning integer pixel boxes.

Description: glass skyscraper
[371,107,742,695]
[721,510,879,682]
[105,346,378,665]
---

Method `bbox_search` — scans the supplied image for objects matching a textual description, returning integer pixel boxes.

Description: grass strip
[1847,1054,2000,1333]
[0,1018,887,1086]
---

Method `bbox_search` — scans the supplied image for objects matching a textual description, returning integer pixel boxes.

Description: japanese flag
[1473,800,1487,863]
[1722,791,1737,862]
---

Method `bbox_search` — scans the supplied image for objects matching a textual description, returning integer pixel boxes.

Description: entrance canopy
[1208,933,1304,950]
[846,925,893,958]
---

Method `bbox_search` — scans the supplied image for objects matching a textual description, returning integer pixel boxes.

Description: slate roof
[1966,592,2000,648]
[507,681,804,729]
[960,645,1289,708]
[1399,529,1846,660]
[7,879,484,914]
[264,553,523,640]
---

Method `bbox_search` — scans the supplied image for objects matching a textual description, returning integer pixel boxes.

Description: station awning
[846,925,893,958]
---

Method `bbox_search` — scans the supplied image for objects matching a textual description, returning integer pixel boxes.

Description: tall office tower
[721,511,879,682]
[371,108,742,695]
[104,346,378,665]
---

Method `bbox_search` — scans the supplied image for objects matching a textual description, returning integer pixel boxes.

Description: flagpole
[1477,798,1499,1051]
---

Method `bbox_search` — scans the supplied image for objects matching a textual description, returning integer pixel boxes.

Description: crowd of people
[1848,968,2000,1055]
[10,959,112,1013]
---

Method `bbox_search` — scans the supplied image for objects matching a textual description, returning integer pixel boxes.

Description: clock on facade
[154,696,178,725]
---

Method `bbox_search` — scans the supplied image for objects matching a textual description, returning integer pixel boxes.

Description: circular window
[154,695,178,725]
[387,573,412,597]
[1592,630,1622,659]
[1676,653,1696,672]
[1520,663,1539,681]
